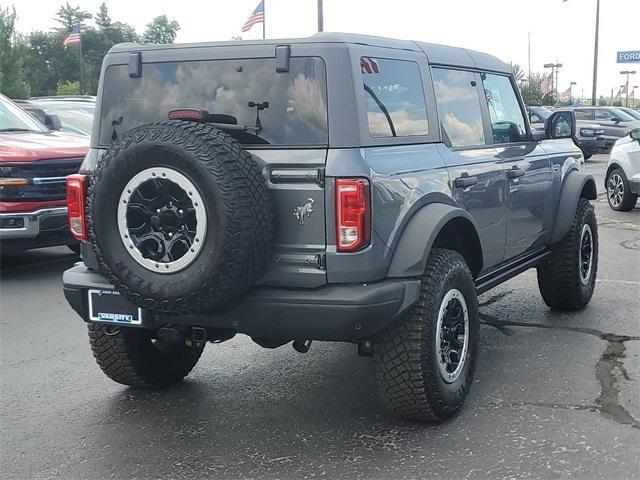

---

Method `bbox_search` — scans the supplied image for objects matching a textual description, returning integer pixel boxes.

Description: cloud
[367,109,429,137]
[441,112,484,146]
[433,79,476,105]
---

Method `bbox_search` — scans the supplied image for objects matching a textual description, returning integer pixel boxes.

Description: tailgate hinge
[316,168,325,187]
[315,253,326,270]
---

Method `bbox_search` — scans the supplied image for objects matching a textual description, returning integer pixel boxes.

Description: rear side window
[481,73,527,144]
[575,109,592,120]
[595,109,613,121]
[99,57,328,147]
[432,68,485,147]
[361,57,429,137]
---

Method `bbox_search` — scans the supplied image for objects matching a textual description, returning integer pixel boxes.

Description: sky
[11,0,640,100]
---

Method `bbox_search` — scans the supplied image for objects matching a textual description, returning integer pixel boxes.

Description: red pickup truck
[0,94,88,254]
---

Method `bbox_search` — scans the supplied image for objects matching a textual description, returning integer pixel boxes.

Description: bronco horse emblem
[293,198,314,225]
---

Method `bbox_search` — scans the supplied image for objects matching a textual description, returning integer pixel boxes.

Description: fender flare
[386,203,484,278]
[550,170,597,243]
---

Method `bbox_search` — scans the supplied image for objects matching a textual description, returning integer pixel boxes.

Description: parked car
[18,97,95,137]
[527,105,605,159]
[62,33,597,422]
[605,128,640,211]
[618,107,640,121]
[572,106,640,149]
[0,93,88,254]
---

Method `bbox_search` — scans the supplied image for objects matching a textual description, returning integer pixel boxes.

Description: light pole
[317,0,324,32]
[632,86,638,108]
[620,70,636,107]
[591,0,600,105]
[564,0,599,105]
[544,62,563,105]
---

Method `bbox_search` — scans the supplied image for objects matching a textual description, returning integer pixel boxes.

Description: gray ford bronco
[63,33,598,421]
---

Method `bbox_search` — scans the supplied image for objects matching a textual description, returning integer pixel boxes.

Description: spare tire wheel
[88,120,273,313]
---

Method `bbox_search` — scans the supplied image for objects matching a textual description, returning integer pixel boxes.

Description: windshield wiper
[364,84,397,137]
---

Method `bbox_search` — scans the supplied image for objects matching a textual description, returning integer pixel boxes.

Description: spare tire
[87,120,273,314]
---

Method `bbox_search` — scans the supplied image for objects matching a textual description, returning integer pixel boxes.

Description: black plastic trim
[63,263,420,341]
[476,248,550,295]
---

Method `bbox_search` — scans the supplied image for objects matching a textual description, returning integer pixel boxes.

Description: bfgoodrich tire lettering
[537,198,598,310]
[87,121,273,314]
[372,248,479,422]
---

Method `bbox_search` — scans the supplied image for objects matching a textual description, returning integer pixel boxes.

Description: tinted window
[0,95,48,133]
[481,73,527,143]
[432,68,484,147]
[530,113,543,124]
[575,109,592,120]
[610,108,635,121]
[361,57,429,137]
[594,109,614,121]
[99,57,328,146]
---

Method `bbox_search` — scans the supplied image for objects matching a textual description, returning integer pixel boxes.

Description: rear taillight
[336,178,371,252]
[66,174,87,241]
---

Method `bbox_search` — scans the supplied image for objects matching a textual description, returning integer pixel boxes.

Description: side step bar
[475,249,551,295]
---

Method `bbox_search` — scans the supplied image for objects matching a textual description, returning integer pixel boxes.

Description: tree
[143,15,180,44]
[510,62,525,85]
[56,79,79,94]
[519,73,543,105]
[0,6,30,98]
[95,2,111,30]
[54,2,92,32]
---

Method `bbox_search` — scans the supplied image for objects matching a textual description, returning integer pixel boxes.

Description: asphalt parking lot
[1,154,638,480]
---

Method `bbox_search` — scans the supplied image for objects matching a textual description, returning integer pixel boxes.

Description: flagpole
[262,1,265,40]
[78,29,84,95]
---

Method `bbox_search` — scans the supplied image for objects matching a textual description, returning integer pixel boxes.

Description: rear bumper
[62,263,420,341]
[0,206,77,252]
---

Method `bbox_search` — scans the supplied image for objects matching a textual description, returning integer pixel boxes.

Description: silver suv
[574,106,640,149]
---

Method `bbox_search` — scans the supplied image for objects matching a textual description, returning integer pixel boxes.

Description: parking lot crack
[479,312,640,430]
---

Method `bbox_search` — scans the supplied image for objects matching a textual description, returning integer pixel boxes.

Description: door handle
[453,174,479,188]
[507,167,525,179]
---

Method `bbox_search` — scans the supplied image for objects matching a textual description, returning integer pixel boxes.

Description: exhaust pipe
[292,339,312,353]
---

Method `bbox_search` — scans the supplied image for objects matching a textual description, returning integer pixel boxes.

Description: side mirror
[612,117,621,123]
[630,128,640,141]
[545,110,575,139]
[43,113,62,131]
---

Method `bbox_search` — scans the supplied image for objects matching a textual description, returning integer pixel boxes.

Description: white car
[606,128,640,211]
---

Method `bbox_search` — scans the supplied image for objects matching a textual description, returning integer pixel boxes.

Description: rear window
[98,57,328,146]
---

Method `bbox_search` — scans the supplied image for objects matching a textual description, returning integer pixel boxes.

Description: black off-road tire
[537,198,598,310]
[88,324,205,388]
[372,249,479,422]
[606,167,638,211]
[87,121,272,314]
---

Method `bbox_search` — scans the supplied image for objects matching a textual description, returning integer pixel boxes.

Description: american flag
[63,26,81,47]
[360,57,379,74]
[617,84,627,97]
[242,1,264,32]
[541,73,553,97]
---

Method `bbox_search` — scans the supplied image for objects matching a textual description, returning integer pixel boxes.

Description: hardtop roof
[108,32,511,74]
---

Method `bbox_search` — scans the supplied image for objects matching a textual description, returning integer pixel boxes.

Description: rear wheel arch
[387,203,484,279]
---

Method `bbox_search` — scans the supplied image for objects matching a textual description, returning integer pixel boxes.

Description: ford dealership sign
[617,51,640,63]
